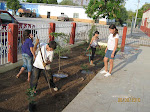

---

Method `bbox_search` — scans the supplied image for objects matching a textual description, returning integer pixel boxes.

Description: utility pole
[134,0,140,28]
[81,0,83,6]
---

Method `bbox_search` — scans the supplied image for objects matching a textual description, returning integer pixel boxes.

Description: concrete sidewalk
[63,46,150,112]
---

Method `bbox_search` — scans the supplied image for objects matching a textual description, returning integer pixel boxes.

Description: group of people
[16,24,119,92]
[16,29,58,91]
[87,24,119,77]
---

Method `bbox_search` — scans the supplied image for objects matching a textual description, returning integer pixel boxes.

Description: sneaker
[90,64,95,66]
[104,72,111,77]
[53,87,58,92]
[100,70,108,74]
[90,63,95,66]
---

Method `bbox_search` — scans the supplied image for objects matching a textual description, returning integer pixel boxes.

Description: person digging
[30,41,58,92]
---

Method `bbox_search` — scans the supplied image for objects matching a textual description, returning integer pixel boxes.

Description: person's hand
[36,39,39,44]
[43,62,46,68]
[111,53,114,58]
[105,49,107,53]
[34,56,36,60]
[87,47,90,50]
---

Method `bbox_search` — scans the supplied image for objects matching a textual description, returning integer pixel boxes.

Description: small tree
[6,0,21,15]
[50,32,69,72]
[88,24,97,43]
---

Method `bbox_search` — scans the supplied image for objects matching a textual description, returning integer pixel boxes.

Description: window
[73,13,79,18]
[0,12,15,24]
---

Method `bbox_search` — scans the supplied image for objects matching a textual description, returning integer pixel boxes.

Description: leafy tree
[26,0,32,2]
[26,0,57,4]
[116,6,128,25]
[137,3,150,18]
[59,0,78,6]
[127,10,135,22]
[85,0,125,21]
[6,0,21,15]
[47,0,57,4]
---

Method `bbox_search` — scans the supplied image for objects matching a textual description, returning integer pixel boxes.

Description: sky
[57,0,150,12]
[125,0,150,12]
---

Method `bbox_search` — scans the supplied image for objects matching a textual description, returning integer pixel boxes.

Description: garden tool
[36,36,52,93]
[85,49,91,63]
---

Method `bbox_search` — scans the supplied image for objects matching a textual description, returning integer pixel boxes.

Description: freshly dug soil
[0,43,104,112]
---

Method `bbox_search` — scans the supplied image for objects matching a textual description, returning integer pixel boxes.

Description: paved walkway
[63,46,150,112]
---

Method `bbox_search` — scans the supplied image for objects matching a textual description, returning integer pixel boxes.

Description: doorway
[47,12,50,18]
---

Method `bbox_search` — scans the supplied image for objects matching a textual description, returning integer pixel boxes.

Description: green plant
[26,88,36,104]
[81,64,88,72]
[117,47,121,52]
[88,24,97,43]
[96,46,106,57]
[50,32,69,72]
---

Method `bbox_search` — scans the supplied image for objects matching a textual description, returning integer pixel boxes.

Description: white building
[141,8,150,37]
[17,2,115,25]
[37,4,114,25]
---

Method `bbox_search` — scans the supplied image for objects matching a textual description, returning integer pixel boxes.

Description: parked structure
[141,8,150,37]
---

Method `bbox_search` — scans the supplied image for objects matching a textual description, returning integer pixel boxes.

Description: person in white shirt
[100,24,119,77]
[30,41,58,91]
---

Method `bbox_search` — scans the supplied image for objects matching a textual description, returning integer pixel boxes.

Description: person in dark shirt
[16,29,39,82]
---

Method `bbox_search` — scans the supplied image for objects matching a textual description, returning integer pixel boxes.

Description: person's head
[22,29,33,44]
[94,31,99,37]
[46,41,57,51]
[109,24,118,37]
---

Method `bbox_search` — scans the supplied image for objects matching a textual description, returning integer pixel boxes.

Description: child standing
[16,30,38,82]
[100,24,119,77]
[87,31,99,66]
[30,41,58,91]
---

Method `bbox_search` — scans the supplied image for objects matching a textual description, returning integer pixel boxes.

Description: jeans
[105,50,117,59]
[90,46,96,61]
[22,53,33,72]
[30,67,56,90]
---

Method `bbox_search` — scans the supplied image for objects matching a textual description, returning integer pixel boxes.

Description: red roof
[144,8,150,13]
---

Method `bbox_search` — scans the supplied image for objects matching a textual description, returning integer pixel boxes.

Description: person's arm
[28,39,36,59]
[105,47,108,53]
[43,52,54,67]
[87,37,94,50]
[111,38,119,58]
[33,39,39,52]
[30,47,36,59]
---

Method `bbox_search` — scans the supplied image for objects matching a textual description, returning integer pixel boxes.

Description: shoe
[90,63,95,66]
[100,70,108,74]
[53,87,58,92]
[104,72,111,77]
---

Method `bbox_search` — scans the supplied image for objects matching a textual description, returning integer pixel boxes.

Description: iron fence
[0,26,10,65]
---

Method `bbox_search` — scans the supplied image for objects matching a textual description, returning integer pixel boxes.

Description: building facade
[141,8,150,37]
[0,2,115,25]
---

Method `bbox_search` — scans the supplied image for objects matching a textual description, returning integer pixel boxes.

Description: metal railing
[0,26,10,65]
[17,24,50,60]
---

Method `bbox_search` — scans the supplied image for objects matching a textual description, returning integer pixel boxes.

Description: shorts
[22,53,33,72]
[105,50,117,59]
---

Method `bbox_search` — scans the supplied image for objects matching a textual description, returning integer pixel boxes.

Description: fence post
[8,23,18,63]
[121,26,127,52]
[49,23,55,42]
[70,22,76,44]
